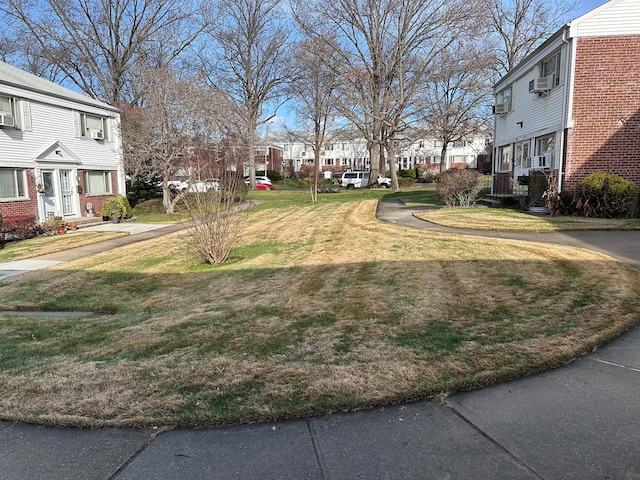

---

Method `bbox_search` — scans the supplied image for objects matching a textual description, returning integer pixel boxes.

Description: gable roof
[570,0,640,37]
[494,0,640,92]
[0,61,119,113]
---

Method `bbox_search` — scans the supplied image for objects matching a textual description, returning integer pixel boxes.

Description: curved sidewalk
[1,200,639,479]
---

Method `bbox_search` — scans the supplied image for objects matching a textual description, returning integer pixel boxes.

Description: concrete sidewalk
[0,222,184,281]
[0,199,639,479]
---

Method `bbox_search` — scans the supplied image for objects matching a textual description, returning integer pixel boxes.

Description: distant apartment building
[259,130,491,176]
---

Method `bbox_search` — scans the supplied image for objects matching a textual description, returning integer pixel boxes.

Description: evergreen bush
[578,173,638,218]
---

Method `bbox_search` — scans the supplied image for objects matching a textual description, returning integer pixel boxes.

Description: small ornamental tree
[436,169,483,207]
[578,173,638,218]
[184,170,248,265]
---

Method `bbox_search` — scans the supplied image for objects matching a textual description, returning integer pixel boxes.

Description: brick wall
[0,169,39,220]
[78,170,119,217]
[564,35,640,192]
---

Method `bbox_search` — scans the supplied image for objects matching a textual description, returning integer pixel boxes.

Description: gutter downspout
[557,25,574,192]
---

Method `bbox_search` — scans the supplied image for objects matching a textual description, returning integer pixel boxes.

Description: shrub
[421,171,440,183]
[126,178,161,207]
[397,169,415,178]
[578,173,638,218]
[436,169,483,207]
[1,215,43,242]
[267,170,282,181]
[559,190,576,215]
[185,172,247,265]
[118,194,133,218]
[398,177,417,187]
[101,198,124,217]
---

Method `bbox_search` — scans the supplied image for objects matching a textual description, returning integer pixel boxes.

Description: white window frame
[540,51,561,87]
[515,141,530,168]
[75,111,107,140]
[496,87,512,112]
[0,168,28,200]
[84,170,113,195]
[496,145,512,173]
[536,134,556,169]
[0,95,13,115]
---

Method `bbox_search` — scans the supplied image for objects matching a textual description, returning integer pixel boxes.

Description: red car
[244,178,275,190]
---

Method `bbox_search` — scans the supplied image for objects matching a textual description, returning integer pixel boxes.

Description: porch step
[477,197,502,208]
[71,217,108,228]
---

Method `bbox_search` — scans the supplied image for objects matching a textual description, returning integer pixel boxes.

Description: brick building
[0,61,125,223]
[492,0,640,196]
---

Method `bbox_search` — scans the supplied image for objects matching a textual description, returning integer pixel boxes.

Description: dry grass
[415,207,640,231]
[0,199,639,428]
[0,231,128,262]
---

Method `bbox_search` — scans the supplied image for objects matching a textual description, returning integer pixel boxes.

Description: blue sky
[270,0,614,131]
[570,0,610,18]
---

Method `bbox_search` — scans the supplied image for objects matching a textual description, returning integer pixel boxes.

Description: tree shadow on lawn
[0,255,638,428]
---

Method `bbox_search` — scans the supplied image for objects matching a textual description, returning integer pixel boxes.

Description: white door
[41,170,57,217]
[59,169,75,216]
[40,169,77,219]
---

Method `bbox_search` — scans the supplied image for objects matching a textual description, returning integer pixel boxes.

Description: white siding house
[262,130,491,176]
[0,61,125,223]
[493,0,640,199]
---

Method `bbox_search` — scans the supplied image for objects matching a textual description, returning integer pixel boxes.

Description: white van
[341,171,392,189]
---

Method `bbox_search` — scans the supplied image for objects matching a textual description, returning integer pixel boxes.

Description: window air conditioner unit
[531,76,553,93]
[89,129,104,140]
[0,114,15,127]
[495,102,509,114]
[531,155,550,169]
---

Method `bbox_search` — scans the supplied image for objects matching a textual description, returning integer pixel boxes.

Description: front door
[40,169,77,219]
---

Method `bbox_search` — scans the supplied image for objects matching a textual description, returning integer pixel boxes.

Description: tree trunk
[440,144,449,173]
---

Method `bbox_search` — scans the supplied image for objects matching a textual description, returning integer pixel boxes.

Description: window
[0,95,12,115]
[496,87,512,112]
[452,155,466,164]
[324,158,334,166]
[515,141,530,168]
[497,145,511,172]
[540,51,561,87]
[325,144,333,151]
[432,156,441,164]
[536,134,555,168]
[0,168,27,199]
[419,141,424,148]
[84,170,112,195]
[0,94,17,128]
[76,111,107,139]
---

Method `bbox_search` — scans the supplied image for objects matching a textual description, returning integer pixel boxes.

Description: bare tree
[1,0,205,104]
[482,0,577,76]
[288,37,340,202]
[422,40,494,173]
[295,0,468,187]
[123,67,242,213]
[185,169,248,265]
[205,0,292,190]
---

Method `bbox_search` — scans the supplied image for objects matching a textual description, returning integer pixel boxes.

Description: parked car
[243,175,272,185]
[244,176,275,190]
[254,179,276,191]
[167,179,220,193]
[341,171,392,189]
